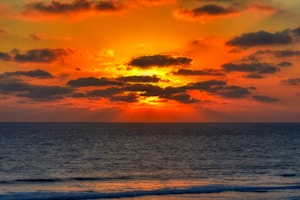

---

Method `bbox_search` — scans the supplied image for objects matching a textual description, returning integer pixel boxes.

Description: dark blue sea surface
[0,123,299,199]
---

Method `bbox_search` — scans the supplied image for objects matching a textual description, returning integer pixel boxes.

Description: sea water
[0,123,299,200]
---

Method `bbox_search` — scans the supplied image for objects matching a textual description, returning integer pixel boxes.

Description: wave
[1,184,300,200]
[0,176,134,184]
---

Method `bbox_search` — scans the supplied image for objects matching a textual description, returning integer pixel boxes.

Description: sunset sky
[1,0,300,122]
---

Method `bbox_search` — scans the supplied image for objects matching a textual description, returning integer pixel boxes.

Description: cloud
[0,69,53,79]
[226,30,293,47]
[251,50,300,58]
[87,87,122,97]
[166,93,199,104]
[243,49,300,63]
[67,77,124,87]
[87,84,199,104]
[128,55,193,68]
[0,78,73,101]
[174,69,225,76]
[293,27,300,36]
[190,80,227,91]
[174,1,278,22]
[116,75,161,82]
[17,85,74,101]
[24,0,123,16]
[162,86,189,96]
[227,27,300,47]
[24,0,176,16]
[217,85,251,98]
[14,48,69,63]
[174,4,236,21]
[190,80,250,98]
[277,61,292,67]
[222,62,280,74]
[124,84,164,97]
[110,93,138,103]
[79,78,251,104]
[0,48,69,63]
[282,78,300,85]
[253,95,280,103]
[0,52,12,61]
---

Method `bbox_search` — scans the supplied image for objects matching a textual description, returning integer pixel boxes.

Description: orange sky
[1,0,300,122]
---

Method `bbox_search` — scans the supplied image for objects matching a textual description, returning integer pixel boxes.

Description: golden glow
[0,0,300,122]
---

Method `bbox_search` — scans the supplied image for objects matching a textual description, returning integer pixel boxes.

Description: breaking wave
[1,184,299,200]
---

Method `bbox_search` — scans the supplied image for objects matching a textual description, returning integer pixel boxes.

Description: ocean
[0,123,299,200]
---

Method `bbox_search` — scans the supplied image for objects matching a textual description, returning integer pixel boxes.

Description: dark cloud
[282,78,300,85]
[124,84,164,97]
[0,52,12,61]
[189,80,250,98]
[293,27,300,36]
[0,48,69,63]
[128,55,193,68]
[174,69,225,76]
[72,78,251,103]
[67,77,124,87]
[243,50,300,63]
[190,80,227,91]
[277,61,292,67]
[253,50,300,58]
[25,0,123,15]
[87,87,122,97]
[116,75,161,82]
[14,48,69,63]
[110,93,138,103]
[0,78,73,101]
[162,86,189,96]
[95,1,123,11]
[222,62,280,74]
[17,86,74,101]
[174,1,278,21]
[87,84,198,103]
[175,4,236,20]
[69,93,87,98]
[0,79,32,92]
[167,93,199,104]
[217,85,251,98]
[226,30,293,47]
[253,95,280,103]
[0,69,53,79]
[190,4,234,15]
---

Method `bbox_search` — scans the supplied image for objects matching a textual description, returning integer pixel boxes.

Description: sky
[0,0,300,122]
